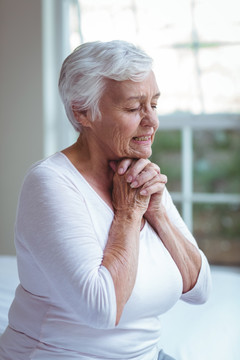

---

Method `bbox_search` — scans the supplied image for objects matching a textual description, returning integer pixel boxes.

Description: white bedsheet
[0,256,239,360]
[159,265,240,360]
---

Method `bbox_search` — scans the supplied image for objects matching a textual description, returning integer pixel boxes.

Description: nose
[140,106,159,129]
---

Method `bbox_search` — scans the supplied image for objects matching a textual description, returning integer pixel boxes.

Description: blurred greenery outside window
[63,0,240,265]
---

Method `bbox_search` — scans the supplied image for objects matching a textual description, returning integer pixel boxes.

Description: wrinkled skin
[110,158,168,226]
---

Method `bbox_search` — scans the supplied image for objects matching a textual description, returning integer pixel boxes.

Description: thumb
[109,160,118,172]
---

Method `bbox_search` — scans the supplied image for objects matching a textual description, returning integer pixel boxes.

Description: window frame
[42,0,77,157]
[159,113,240,231]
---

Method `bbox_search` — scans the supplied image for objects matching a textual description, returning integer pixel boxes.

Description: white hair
[58,40,153,132]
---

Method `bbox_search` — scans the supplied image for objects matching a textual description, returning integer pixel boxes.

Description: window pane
[199,45,240,113]
[72,1,240,115]
[174,202,182,217]
[193,203,240,265]
[194,0,240,43]
[154,48,204,115]
[193,129,240,193]
[151,130,181,192]
[78,0,192,45]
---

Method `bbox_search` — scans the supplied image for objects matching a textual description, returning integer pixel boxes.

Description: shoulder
[19,152,83,202]
[16,153,87,228]
[23,152,76,186]
[25,152,68,177]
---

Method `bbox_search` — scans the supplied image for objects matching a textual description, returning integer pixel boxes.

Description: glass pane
[70,0,240,115]
[193,203,240,265]
[193,129,240,193]
[154,48,204,115]
[151,130,182,192]
[173,201,182,217]
[199,45,240,113]
[78,0,192,45]
[78,0,138,43]
[69,2,82,51]
[194,0,240,43]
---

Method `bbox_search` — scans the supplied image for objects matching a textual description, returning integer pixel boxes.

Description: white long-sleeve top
[0,152,211,360]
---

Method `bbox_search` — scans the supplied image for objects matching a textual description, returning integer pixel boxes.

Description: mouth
[132,135,152,142]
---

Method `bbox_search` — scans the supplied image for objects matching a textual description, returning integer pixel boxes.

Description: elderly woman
[0,40,211,360]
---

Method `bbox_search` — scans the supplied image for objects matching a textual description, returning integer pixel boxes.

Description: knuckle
[146,162,160,174]
[160,174,168,183]
[153,164,160,173]
[119,158,133,171]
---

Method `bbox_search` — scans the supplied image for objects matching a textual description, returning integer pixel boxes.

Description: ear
[72,104,92,128]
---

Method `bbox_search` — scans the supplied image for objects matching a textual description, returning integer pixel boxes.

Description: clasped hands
[109,158,167,222]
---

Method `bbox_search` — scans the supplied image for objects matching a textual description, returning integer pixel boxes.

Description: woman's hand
[110,158,168,223]
[110,160,150,219]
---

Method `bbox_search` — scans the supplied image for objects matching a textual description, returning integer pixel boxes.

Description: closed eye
[151,104,158,110]
[126,106,141,112]
[126,103,157,112]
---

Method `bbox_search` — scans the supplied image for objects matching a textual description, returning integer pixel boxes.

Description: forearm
[102,211,142,325]
[147,207,202,293]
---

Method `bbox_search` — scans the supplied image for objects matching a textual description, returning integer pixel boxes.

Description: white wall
[0,0,44,254]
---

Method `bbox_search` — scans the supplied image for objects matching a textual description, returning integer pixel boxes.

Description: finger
[139,174,167,195]
[140,181,166,196]
[144,173,167,187]
[129,163,163,189]
[130,165,159,188]
[125,158,151,182]
[117,158,134,175]
[159,174,168,183]
[109,160,118,172]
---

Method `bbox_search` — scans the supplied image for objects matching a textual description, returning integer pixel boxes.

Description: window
[45,0,240,265]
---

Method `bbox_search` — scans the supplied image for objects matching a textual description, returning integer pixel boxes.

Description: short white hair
[58,40,153,132]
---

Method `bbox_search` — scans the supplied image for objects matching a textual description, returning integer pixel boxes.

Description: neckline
[58,151,114,216]
[57,151,146,232]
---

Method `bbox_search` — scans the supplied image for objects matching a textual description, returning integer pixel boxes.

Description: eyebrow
[126,92,161,101]
[153,92,161,99]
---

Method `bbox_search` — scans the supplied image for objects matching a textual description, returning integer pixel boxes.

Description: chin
[133,150,152,159]
[142,147,152,158]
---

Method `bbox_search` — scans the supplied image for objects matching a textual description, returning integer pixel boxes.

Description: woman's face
[89,71,160,160]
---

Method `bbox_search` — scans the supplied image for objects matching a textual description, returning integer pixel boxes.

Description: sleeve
[15,165,117,329]
[162,188,212,304]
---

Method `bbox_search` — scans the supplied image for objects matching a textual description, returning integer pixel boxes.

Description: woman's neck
[62,134,114,199]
